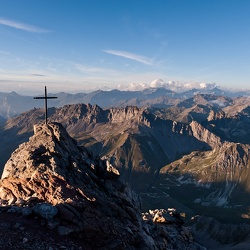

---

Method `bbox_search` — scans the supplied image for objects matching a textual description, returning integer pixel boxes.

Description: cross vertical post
[45,86,48,123]
[34,86,58,124]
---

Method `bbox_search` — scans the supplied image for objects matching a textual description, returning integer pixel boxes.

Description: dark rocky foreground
[0,122,205,249]
[0,205,83,250]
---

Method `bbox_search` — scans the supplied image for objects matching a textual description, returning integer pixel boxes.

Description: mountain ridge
[1,86,250,120]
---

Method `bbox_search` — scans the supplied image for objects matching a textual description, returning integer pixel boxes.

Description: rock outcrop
[0,122,204,249]
[190,120,222,148]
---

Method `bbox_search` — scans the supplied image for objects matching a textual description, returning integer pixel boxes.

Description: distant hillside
[0,86,248,119]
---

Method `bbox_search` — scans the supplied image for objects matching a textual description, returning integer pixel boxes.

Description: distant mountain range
[0,85,249,121]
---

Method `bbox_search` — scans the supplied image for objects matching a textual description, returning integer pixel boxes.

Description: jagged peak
[1,122,90,180]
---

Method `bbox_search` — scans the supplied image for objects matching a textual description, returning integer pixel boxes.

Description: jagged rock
[0,122,205,249]
[143,208,183,225]
[153,211,176,223]
[190,120,222,148]
[104,160,120,179]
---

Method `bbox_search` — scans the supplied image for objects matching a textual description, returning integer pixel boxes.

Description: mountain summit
[0,122,204,249]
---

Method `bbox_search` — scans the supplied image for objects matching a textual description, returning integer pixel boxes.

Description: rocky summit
[0,122,204,249]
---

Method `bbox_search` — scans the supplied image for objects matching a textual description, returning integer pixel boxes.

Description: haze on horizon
[0,0,250,94]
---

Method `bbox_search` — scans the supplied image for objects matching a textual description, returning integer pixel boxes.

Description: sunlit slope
[158,124,250,223]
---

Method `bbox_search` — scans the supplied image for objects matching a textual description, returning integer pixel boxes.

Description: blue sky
[0,0,250,94]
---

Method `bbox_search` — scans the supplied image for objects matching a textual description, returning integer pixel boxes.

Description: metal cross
[34,86,58,124]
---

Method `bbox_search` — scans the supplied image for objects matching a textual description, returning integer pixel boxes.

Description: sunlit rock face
[0,122,205,249]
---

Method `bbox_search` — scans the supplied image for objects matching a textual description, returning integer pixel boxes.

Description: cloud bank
[121,79,217,92]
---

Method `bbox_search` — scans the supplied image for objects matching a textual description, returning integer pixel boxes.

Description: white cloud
[150,79,166,88]
[103,49,152,65]
[0,17,50,33]
[120,79,218,92]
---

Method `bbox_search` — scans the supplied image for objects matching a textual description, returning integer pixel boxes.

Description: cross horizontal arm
[34,97,58,99]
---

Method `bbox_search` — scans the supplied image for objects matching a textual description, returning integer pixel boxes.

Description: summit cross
[34,86,58,124]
